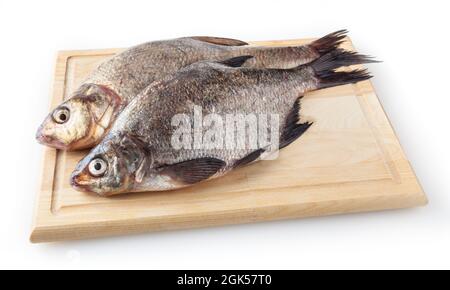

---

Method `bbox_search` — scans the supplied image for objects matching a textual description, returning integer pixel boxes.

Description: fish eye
[52,107,70,124]
[88,158,108,177]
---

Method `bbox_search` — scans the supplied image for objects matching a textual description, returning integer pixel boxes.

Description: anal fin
[234,149,265,169]
[280,97,313,149]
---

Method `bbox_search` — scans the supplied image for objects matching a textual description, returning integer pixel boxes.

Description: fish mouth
[70,172,92,193]
[35,128,67,150]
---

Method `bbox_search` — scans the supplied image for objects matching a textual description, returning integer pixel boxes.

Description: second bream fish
[36,30,348,150]
[70,48,376,196]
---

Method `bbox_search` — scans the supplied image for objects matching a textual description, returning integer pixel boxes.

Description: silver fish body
[36,31,348,150]
[86,37,319,101]
[71,49,375,196]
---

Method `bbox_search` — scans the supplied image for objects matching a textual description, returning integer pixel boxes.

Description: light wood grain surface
[30,38,427,243]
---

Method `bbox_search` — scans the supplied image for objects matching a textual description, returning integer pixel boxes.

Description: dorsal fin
[220,55,254,67]
[191,36,248,46]
[280,97,313,149]
[159,157,226,184]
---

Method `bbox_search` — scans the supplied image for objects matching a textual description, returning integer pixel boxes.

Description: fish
[70,48,376,196]
[36,30,349,150]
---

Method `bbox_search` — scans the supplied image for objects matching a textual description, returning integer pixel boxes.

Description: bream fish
[70,48,376,196]
[36,31,348,150]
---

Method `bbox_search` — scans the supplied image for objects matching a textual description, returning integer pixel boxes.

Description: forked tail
[309,29,348,55]
[307,48,378,89]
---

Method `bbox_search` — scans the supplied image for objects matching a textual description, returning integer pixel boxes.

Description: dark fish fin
[316,69,373,90]
[220,55,254,67]
[280,97,313,149]
[309,48,379,71]
[234,149,265,169]
[303,48,377,89]
[191,36,248,46]
[160,157,226,184]
[309,30,348,55]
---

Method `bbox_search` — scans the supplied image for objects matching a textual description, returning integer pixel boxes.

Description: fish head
[70,134,150,196]
[36,84,122,150]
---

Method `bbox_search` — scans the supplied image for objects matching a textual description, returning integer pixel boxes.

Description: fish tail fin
[309,30,348,55]
[315,69,372,89]
[306,48,377,89]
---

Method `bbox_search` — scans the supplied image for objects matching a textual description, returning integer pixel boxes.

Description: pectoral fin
[135,159,148,183]
[160,157,226,184]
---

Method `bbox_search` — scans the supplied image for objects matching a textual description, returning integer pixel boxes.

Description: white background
[0,0,449,269]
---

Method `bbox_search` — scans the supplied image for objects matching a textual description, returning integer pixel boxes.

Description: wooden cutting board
[30,37,427,243]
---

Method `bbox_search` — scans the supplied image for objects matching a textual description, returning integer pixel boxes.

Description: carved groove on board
[354,83,401,184]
